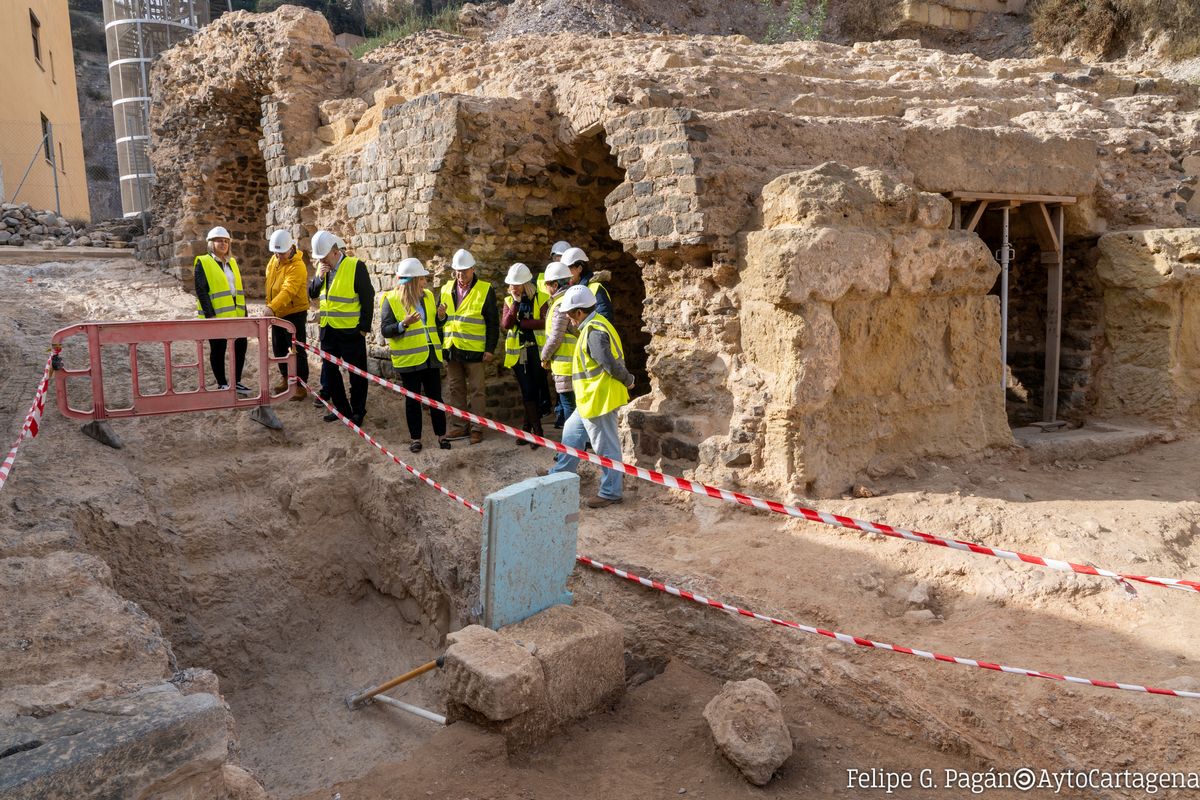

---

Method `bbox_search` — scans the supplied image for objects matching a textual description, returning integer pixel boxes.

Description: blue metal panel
[481,472,579,629]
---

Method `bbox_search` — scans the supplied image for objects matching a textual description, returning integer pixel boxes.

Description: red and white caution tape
[298,341,1200,596]
[297,377,483,515]
[0,353,53,494]
[576,554,1200,700]
[293,348,1199,701]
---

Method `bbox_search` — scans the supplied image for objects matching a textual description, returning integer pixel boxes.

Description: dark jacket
[579,270,614,323]
[308,255,375,335]
[440,276,500,363]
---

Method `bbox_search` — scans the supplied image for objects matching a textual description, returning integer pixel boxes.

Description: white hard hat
[551,240,571,257]
[560,247,589,267]
[395,257,429,278]
[451,249,476,270]
[558,284,597,313]
[206,226,231,241]
[544,261,572,282]
[505,263,533,285]
[268,229,293,253]
[311,230,344,259]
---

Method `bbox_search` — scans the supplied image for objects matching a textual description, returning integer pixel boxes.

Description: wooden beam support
[948,190,1077,205]
[1042,204,1065,423]
[965,201,989,233]
[1024,201,1060,253]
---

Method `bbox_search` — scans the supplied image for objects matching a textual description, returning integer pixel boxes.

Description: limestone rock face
[1095,229,1200,423]
[703,678,793,786]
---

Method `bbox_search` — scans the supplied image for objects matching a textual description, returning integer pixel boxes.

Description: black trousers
[210,337,246,387]
[512,347,547,403]
[320,329,368,417]
[399,364,447,440]
[272,310,310,382]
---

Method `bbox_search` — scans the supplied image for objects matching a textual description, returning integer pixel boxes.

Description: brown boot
[446,426,470,441]
[290,384,308,402]
[273,378,289,394]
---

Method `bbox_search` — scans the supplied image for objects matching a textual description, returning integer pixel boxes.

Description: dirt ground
[2,255,1199,798]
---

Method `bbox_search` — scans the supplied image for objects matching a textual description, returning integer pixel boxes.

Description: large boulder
[703,678,793,786]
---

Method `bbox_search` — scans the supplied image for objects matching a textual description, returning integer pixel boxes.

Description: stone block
[0,684,257,800]
[443,625,546,722]
[500,604,625,727]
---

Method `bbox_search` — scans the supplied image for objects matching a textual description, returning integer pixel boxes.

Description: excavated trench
[64,430,477,798]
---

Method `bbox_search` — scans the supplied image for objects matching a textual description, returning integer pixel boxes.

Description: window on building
[50,50,56,82]
[58,142,66,173]
[40,114,52,162]
[30,10,42,65]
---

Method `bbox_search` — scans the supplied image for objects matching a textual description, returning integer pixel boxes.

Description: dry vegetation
[1031,0,1200,58]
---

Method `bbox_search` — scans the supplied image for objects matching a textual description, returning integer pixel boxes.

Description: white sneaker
[235,382,252,397]
[216,383,230,390]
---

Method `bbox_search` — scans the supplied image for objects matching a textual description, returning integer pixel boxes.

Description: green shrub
[760,0,828,43]
[353,3,462,57]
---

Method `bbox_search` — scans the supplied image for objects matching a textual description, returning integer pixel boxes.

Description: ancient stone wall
[140,10,1200,495]
[1094,229,1200,424]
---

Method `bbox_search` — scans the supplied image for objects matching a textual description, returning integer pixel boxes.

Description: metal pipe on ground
[372,695,447,725]
[345,656,444,710]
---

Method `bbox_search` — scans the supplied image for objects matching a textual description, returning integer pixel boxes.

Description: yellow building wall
[0,0,91,220]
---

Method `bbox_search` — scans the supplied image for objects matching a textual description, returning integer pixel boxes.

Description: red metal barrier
[51,318,296,420]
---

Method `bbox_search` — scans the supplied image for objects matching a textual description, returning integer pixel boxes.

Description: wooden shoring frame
[947,192,1075,423]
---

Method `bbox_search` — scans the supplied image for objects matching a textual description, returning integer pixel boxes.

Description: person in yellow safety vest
[539,260,578,431]
[437,249,499,445]
[500,263,550,447]
[535,240,571,297]
[560,247,614,323]
[546,284,635,509]
[264,229,310,401]
[194,226,250,396]
[538,240,572,422]
[379,258,451,453]
[306,229,374,426]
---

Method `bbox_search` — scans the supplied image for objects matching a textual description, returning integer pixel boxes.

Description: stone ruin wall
[141,7,1200,497]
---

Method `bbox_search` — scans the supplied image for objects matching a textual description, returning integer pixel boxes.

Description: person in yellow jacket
[546,284,635,508]
[194,225,249,395]
[379,258,451,453]
[306,230,374,426]
[437,249,499,445]
[500,263,550,446]
[264,230,309,401]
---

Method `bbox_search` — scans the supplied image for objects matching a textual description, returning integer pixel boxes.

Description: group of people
[194,228,634,508]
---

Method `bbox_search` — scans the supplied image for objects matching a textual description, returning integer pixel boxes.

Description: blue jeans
[557,390,576,421]
[549,407,623,500]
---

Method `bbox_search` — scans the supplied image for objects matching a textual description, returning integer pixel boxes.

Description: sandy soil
[2,256,1199,798]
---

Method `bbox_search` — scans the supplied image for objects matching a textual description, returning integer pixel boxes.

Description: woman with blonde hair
[379,258,450,452]
[500,262,550,445]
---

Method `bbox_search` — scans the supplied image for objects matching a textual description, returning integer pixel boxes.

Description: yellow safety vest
[547,293,577,378]
[502,290,549,368]
[573,314,630,419]
[195,254,246,318]
[383,289,443,369]
[319,256,362,329]
[440,279,490,353]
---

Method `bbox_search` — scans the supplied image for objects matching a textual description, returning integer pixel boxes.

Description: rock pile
[0,204,80,248]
